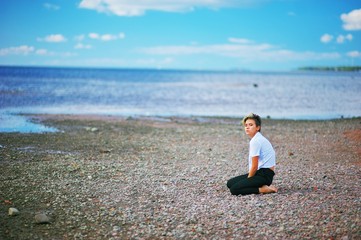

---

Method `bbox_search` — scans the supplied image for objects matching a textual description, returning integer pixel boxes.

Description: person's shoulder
[250,132,262,144]
[254,132,263,140]
[260,133,273,147]
[254,132,271,144]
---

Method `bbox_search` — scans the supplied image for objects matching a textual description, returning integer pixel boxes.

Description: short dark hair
[242,113,262,132]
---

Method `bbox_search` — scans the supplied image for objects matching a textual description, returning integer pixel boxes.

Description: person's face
[244,119,260,138]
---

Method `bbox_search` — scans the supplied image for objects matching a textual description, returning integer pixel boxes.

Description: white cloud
[0,45,34,56]
[320,34,333,43]
[37,34,67,43]
[35,49,49,55]
[347,51,361,58]
[135,57,174,66]
[321,33,352,44]
[336,34,353,44]
[101,34,117,41]
[78,0,260,17]
[35,49,72,57]
[74,34,86,42]
[88,32,125,41]
[337,35,345,44]
[345,34,353,41]
[341,8,361,31]
[74,43,92,49]
[228,37,253,44]
[44,3,60,10]
[89,33,100,39]
[139,40,340,62]
[0,45,77,57]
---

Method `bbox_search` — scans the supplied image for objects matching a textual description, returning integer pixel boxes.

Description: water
[0,113,57,133]
[1,66,360,132]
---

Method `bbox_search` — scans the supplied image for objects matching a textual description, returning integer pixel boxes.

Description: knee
[229,187,239,196]
[226,181,232,189]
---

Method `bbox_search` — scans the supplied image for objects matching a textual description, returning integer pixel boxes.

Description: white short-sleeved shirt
[248,132,276,171]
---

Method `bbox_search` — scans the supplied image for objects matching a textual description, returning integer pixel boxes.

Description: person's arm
[248,156,259,178]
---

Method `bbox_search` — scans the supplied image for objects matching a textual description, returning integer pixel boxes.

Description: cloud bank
[139,38,340,62]
[0,45,76,57]
[88,32,125,41]
[0,45,34,56]
[37,34,67,43]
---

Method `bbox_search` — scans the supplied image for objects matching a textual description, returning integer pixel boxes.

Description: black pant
[226,168,275,196]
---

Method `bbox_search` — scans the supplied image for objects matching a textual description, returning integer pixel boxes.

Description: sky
[1,0,361,71]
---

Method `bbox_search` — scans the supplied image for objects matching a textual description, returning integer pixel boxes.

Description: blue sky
[1,0,361,71]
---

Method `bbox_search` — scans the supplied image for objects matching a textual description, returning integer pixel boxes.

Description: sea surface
[1,66,360,132]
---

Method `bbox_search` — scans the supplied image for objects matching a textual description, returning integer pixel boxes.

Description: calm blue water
[1,66,360,132]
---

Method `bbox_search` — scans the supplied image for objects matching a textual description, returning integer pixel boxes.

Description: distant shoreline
[298,66,361,72]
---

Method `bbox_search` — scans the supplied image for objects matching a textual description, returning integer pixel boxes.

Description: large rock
[34,213,50,224]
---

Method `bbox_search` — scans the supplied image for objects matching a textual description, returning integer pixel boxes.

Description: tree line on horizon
[298,66,361,72]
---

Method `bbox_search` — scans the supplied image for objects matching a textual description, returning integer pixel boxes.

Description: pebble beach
[0,115,360,239]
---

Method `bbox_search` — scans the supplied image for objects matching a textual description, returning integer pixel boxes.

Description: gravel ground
[0,115,360,240]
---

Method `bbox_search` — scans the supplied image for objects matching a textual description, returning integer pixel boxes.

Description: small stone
[34,213,50,224]
[100,149,111,153]
[85,127,98,132]
[113,226,121,232]
[8,208,20,216]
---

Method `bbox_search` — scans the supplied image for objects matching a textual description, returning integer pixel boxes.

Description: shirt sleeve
[249,139,261,157]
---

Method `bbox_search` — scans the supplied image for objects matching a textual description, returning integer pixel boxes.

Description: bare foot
[259,185,278,194]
